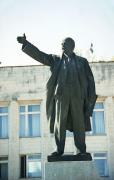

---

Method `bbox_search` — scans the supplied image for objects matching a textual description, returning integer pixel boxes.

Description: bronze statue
[17,34,97,158]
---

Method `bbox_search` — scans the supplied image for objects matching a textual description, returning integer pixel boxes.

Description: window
[93,153,109,177]
[0,107,8,138]
[20,154,42,178]
[91,102,105,135]
[19,104,41,137]
[0,157,8,180]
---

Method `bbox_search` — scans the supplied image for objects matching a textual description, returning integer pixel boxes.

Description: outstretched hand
[17,33,26,44]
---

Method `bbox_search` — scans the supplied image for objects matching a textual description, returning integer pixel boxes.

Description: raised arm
[17,34,54,66]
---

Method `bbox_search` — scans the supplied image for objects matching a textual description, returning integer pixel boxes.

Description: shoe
[75,152,92,161]
[50,151,63,156]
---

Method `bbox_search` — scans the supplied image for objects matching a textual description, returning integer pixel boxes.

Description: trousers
[55,130,86,154]
[54,85,86,154]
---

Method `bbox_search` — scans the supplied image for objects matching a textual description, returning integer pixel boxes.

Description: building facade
[0,62,114,180]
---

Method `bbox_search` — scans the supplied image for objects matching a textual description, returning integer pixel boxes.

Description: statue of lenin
[17,34,97,157]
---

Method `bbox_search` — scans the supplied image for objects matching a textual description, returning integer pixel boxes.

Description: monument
[17,34,97,160]
[17,34,102,180]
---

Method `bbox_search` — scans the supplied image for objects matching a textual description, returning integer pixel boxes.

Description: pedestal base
[44,161,102,180]
[48,153,92,162]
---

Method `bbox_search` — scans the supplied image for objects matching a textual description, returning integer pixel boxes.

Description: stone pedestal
[44,161,102,180]
[48,153,92,162]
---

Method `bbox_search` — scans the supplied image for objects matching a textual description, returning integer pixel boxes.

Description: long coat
[22,41,97,134]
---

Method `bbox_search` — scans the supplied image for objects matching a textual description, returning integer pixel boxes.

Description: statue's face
[62,38,75,55]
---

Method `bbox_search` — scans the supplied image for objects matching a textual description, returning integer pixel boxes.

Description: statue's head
[62,37,75,56]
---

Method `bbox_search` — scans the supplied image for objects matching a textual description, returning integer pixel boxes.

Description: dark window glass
[0,163,8,180]
[20,156,26,178]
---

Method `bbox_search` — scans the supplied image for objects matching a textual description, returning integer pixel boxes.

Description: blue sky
[0,0,114,66]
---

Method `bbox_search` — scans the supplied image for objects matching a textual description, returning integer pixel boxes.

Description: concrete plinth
[44,161,102,180]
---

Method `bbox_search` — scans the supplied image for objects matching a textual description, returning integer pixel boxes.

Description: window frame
[87,101,106,135]
[92,152,109,177]
[19,104,41,138]
[26,154,42,178]
[0,106,9,139]
[20,154,42,178]
[0,156,8,180]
